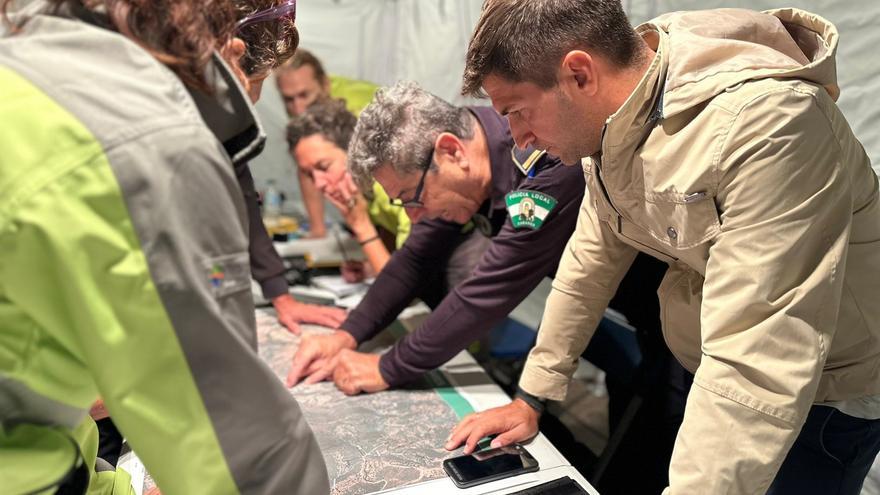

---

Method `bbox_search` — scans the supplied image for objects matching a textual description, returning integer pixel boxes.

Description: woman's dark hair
[2,0,239,91]
[286,98,357,152]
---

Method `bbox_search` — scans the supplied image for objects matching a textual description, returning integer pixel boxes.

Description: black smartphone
[443,444,539,489]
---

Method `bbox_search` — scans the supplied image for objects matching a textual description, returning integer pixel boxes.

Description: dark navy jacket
[342,106,586,386]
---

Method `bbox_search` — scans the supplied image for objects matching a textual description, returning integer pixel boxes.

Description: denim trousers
[767,404,880,495]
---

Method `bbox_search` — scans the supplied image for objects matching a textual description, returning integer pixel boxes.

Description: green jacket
[0,4,328,494]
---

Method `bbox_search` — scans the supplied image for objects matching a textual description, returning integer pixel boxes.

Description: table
[120,308,599,495]
[272,231,365,266]
[386,350,598,495]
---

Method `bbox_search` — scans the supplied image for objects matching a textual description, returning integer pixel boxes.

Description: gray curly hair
[347,81,475,191]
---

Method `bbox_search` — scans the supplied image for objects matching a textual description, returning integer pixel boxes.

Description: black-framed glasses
[235,0,297,34]
[389,164,430,208]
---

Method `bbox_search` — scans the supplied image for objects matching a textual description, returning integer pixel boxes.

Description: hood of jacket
[648,8,840,118]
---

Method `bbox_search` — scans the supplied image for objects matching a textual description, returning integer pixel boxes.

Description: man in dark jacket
[286,81,585,394]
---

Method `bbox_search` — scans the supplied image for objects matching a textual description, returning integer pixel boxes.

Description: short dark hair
[278,47,327,83]
[462,0,642,96]
[286,98,357,151]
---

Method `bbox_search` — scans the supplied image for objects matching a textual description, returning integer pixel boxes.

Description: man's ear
[321,75,332,95]
[559,50,599,98]
[220,37,253,96]
[434,133,466,170]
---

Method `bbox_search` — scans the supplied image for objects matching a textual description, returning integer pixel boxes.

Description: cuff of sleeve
[378,352,413,388]
[340,311,374,345]
[260,276,289,300]
[518,365,571,402]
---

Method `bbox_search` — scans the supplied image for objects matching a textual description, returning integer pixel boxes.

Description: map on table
[255,309,475,495]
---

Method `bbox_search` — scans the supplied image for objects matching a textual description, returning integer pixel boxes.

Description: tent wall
[248,0,879,216]
[251,0,484,216]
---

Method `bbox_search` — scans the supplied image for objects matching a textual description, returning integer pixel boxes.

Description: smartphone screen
[443,444,539,488]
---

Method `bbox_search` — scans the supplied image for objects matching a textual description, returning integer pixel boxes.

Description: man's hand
[272,293,347,334]
[445,399,540,454]
[286,330,357,387]
[332,349,389,395]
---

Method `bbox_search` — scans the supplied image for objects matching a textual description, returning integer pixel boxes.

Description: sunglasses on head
[235,0,297,34]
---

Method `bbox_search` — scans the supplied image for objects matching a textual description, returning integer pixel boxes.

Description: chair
[580,310,644,484]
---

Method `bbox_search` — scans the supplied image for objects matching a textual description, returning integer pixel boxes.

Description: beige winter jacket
[519,8,880,494]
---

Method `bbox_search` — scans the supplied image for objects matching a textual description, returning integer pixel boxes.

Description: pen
[332,226,351,263]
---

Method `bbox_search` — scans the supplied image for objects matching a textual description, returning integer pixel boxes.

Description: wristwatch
[515,387,547,415]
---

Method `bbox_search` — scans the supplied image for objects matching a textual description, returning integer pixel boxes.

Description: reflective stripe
[0,377,86,430]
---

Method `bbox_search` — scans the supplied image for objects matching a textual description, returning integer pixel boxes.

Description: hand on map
[332,349,389,395]
[273,293,347,335]
[445,399,540,454]
[286,330,357,386]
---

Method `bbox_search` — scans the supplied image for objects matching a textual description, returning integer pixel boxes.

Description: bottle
[264,180,282,221]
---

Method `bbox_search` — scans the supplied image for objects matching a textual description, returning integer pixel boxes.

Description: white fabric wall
[625,0,880,175]
[250,0,484,215]
[250,0,880,213]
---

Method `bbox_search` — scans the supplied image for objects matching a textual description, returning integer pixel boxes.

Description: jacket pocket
[641,191,720,251]
[594,183,680,264]
[202,252,251,300]
[658,264,704,372]
[202,251,256,348]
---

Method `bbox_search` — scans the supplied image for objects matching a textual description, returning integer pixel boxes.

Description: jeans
[767,405,880,495]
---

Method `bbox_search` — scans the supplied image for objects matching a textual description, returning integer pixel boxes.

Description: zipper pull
[684,191,706,203]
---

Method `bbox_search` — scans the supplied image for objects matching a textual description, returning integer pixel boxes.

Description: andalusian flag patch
[505,190,557,229]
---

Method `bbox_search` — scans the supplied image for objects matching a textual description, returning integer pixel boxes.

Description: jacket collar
[601,24,668,153]
[469,106,515,212]
[186,54,266,166]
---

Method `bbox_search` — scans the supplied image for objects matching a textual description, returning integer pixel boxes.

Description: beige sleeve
[518,170,638,401]
[666,89,852,493]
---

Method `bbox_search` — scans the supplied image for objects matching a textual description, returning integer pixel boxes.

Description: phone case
[443,444,540,489]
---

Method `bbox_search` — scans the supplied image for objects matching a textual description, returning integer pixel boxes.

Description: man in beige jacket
[446,1,880,494]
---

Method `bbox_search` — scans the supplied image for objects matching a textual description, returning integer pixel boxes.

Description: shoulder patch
[511,146,546,176]
[505,190,558,230]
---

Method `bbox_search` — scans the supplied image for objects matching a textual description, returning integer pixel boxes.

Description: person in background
[275,48,379,238]
[230,3,347,333]
[285,82,584,398]
[447,2,880,494]
[286,99,410,281]
[0,0,328,493]
[90,0,350,474]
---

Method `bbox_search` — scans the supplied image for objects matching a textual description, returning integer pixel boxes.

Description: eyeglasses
[389,163,431,208]
[235,0,297,34]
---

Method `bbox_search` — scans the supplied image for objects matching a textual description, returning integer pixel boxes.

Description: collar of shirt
[468,106,517,215]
